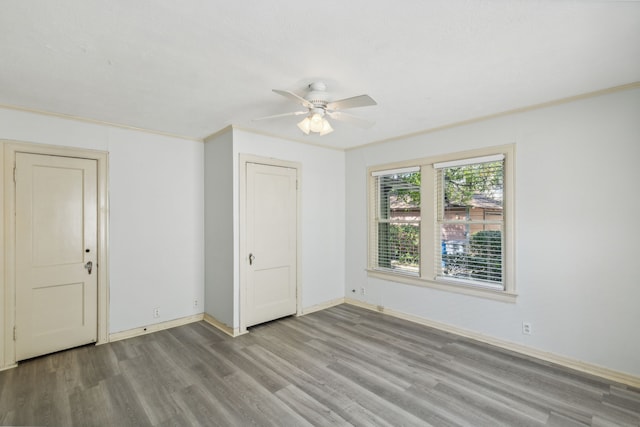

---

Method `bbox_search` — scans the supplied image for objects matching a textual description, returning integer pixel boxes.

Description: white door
[245,162,297,327]
[15,153,98,361]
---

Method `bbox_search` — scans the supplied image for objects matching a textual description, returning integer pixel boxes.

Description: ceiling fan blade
[327,111,375,128]
[272,89,314,108]
[253,111,308,121]
[326,94,377,110]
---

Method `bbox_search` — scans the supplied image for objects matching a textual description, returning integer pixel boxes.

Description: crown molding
[347,81,640,151]
[0,103,203,143]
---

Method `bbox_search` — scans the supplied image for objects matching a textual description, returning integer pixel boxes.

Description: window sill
[366,269,517,303]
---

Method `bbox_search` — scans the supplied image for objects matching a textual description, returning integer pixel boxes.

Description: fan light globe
[320,118,333,136]
[309,113,324,132]
[297,117,311,135]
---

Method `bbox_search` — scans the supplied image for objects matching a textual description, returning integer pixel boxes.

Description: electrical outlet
[522,322,532,335]
[360,287,366,296]
[153,307,160,318]
[193,299,198,308]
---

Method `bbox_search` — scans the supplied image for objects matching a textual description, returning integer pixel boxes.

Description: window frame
[370,166,422,277]
[367,144,516,302]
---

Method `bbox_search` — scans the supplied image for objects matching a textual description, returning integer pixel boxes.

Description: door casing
[239,154,301,334]
[1,141,109,369]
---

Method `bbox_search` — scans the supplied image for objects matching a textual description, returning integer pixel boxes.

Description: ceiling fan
[254,82,377,136]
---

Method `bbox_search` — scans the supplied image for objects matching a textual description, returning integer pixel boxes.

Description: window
[368,146,514,298]
[370,167,421,276]
[435,155,504,289]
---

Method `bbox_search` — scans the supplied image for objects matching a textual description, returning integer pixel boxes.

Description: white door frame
[238,154,301,334]
[1,141,109,369]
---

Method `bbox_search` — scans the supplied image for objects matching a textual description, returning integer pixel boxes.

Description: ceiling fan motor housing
[306,82,329,109]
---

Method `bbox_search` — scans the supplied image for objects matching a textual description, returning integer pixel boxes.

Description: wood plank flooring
[0,304,638,426]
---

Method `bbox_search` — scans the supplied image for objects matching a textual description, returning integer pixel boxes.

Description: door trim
[2,141,109,368]
[238,154,301,334]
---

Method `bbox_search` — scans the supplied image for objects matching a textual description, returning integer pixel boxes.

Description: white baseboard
[300,297,345,316]
[203,313,244,337]
[344,298,640,389]
[109,313,204,343]
[0,363,17,372]
[203,299,346,337]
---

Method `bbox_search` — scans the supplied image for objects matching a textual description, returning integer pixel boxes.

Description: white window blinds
[370,167,421,276]
[434,156,505,289]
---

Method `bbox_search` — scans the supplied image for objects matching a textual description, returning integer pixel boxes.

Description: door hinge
[13,326,16,341]
[13,163,16,183]
[296,180,299,190]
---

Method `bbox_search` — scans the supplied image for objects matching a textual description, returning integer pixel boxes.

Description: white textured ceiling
[1,1,639,149]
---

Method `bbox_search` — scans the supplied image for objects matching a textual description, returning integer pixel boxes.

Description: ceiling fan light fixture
[297,113,333,136]
[319,118,333,136]
[309,113,324,133]
[297,117,311,134]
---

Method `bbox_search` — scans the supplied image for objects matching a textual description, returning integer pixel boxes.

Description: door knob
[84,261,93,275]
[249,253,255,265]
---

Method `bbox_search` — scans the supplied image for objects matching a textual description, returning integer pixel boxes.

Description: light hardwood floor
[0,304,638,426]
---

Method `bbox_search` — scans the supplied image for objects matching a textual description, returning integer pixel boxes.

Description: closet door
[244,162,297,327]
